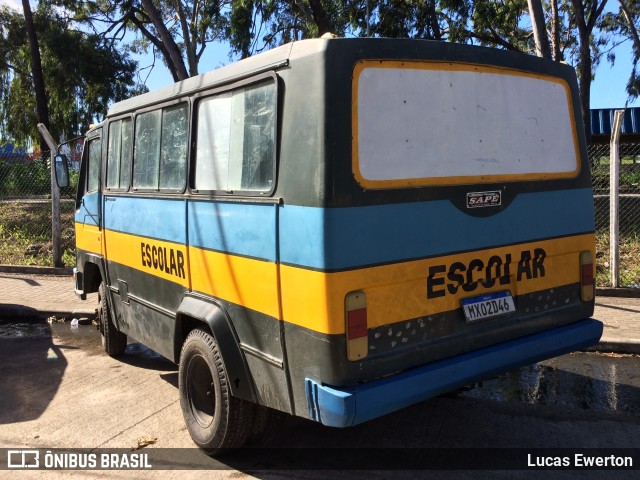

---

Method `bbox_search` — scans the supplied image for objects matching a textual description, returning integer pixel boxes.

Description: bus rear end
[278,39,601,427]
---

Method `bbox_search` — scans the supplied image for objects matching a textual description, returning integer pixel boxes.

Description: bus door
[75,129,104,263]
[102,104,191,361]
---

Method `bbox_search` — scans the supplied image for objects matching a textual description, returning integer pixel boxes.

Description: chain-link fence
[0,147,79,267]
[589,141,640,288]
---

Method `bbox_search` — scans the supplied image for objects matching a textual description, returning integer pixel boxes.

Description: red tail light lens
[345,291,368,361]
[580,251,594,302]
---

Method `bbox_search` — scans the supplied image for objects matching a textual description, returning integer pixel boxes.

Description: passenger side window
[195,79,276,193]
[107,118,132,190]
[133,103,188,191]
[86,137,101,193]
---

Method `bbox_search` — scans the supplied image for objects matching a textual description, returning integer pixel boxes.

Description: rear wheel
[179,328,254,454]
[98,282,127,357]
[246,405,281,445]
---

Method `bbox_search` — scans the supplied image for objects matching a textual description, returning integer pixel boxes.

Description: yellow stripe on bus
[280,234,595,335]
[79,224,593,336]
[189,246,280,320]
[104,229,190,288]
[85,226,280,320]
[75,223,103,256]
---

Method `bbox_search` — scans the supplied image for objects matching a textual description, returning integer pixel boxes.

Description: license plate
[461,291,515,323]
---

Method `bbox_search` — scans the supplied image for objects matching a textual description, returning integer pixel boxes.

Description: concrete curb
[0,265,73,276]
[596,288,640,298]
[586,341,640,355]
[0,305,96,321]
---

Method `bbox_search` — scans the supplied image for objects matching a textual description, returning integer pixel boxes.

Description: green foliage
[56,1,229,79]
[0,159,51,197]
[225,1,546,58]
[0,3,140,146]
[600,1,640,101]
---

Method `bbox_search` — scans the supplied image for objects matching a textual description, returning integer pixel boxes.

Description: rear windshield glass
[352,61,580,189]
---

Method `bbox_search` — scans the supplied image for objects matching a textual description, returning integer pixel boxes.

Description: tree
[59,0,229,80]
[618,0,640,98]
[570,0,610,143]
[528,0,552,58]
[45,0,630,144]
[225,1,532,58]
[602,0,640,100]
[451,1,532,52]
[21,0,50,147]
[227,0,352,58]
[0,3,139,146]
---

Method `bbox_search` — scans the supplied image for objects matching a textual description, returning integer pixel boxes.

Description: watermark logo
[7,450,39,469]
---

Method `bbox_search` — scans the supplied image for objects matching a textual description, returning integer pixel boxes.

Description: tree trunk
[551,0,563,61]
[22,0,50,148]
[619,0,640,52]
[527,0,552,59]
[140,0,190,80]
[175,0,198,76]
[577,36,592,144]
[308,0,333,36]
[570,0,610,143]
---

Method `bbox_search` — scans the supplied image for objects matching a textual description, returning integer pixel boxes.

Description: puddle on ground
[0,321,51,338]
[460,352,640,416]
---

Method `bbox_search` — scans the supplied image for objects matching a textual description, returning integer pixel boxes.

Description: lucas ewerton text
[528,453,633,468]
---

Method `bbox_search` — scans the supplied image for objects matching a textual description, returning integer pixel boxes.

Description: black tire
[179,328,254,454]
[98,282,127,357]
[246,405,281,445]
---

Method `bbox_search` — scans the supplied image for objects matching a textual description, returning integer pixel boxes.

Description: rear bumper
[305,318,603,427]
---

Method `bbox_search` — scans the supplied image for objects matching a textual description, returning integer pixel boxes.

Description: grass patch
[0,200,75,267]
[596,229,640,288]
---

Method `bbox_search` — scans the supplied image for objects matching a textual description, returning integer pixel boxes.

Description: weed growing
[0,200,75,266]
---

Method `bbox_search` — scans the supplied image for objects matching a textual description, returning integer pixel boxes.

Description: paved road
[0,318,638,479]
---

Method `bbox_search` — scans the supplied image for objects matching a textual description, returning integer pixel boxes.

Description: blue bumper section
[305,318,603,428]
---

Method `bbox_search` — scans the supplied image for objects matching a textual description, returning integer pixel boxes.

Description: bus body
[69,38,602,449]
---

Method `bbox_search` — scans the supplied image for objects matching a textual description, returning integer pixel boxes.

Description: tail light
[345,291,368,361]
[580,251,594,302]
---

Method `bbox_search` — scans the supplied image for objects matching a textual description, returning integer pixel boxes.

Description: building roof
[591,107,640,136]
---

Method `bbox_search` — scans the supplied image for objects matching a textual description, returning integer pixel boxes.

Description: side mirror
[54,154,70,188]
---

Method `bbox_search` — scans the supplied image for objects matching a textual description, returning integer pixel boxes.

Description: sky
[1,0,638,111]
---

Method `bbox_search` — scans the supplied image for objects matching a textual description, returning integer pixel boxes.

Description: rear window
[352,61,580,189]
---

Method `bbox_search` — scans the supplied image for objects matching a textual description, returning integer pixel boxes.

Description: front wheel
[179,328,254,454]
[98,282,127,357]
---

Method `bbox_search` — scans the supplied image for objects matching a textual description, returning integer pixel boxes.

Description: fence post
[609,110,625,288]
[36,123,62,268]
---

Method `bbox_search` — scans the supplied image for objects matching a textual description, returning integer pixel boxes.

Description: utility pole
[37,124,62,268]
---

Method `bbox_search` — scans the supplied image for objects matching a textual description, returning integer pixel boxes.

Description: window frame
[131,98,191,194]
[85,134,102,194]
[190,72,279,198]
[105,115,134,192]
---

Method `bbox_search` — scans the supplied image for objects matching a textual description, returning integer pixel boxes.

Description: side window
[195,79,276,193]
[107,118,132,190]
[86,137,101,193]
[160,105,188,189]
[133,103,187,191]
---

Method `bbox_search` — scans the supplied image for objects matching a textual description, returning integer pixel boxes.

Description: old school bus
[57,38,603,452]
